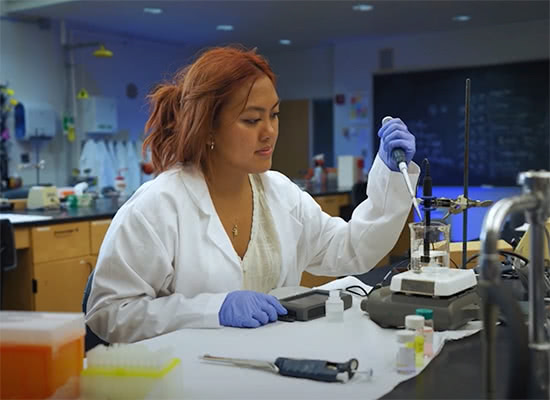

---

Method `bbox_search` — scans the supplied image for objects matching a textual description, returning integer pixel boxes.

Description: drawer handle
[54,228,78,236]
[80,259,94,274]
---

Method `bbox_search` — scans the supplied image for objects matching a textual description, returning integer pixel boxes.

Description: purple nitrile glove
[219,290,288,328]
[377,118,416,172]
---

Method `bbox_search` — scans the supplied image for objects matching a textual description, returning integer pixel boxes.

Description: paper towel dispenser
[14,102,57,140]
[337,155,364,189]
[78,96,118,134]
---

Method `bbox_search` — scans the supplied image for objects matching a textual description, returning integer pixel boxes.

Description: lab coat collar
[178,165,212,215]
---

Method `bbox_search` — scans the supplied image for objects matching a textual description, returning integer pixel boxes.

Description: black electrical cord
[366,259,411,295]
[465,250,530,267]
[345,285,369,297]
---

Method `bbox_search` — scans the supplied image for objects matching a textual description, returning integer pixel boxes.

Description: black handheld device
[278,289,353,322]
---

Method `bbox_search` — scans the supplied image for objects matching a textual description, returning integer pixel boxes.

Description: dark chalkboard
[373,60,549,186]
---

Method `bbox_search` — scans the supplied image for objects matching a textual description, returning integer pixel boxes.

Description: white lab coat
[106,141,118,174]
[79,139,98,183]
[86,156,420,343]
[115,140,128,180]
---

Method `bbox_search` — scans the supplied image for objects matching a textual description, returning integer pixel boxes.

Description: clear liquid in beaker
[410,250,450,273]
[409,221,451,274]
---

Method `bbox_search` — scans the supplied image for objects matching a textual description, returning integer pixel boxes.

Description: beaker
[409,221,450,273]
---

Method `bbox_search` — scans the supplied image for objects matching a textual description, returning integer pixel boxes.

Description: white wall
[333,19,550,167]
[265,46,334,100]
[0,18,66,186]
[0,18,198,188]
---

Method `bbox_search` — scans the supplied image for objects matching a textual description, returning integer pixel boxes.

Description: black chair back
[82,269,109,352]
[0,219,17,309]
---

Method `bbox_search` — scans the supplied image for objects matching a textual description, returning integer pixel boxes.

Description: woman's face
[211,74,280,175]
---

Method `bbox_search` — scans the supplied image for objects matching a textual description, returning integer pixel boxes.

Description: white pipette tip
[382,116,393,125]
[412,198,423,221]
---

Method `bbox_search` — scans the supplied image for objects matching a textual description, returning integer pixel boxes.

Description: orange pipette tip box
[0,311,85,399]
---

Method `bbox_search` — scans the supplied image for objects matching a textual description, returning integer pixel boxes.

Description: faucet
[479,171,550,399]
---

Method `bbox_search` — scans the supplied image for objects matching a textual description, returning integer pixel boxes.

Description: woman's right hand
[219,290,287,328]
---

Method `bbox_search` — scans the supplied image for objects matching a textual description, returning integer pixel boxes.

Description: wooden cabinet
[90,219,111,255]
[272,99,310,178]
[32,222,90,263]
[3,219,111,312]
[34,256,95,312]
[14,227,30,249]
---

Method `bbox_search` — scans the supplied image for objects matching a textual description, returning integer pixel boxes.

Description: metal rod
[462,78,471,268]
[528,220,547,345]
[480,194,537,283]
[34,141,39,185]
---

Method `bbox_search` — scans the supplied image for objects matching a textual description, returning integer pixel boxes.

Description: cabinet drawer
[31,222,90,264]
[34,256,94,312]
[90,219,111,255]
[14,227,30,249]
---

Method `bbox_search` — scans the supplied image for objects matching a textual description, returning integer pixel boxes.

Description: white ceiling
[4,0,550,50]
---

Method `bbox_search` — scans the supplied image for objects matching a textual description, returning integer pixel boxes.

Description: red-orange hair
[142,46,276,175]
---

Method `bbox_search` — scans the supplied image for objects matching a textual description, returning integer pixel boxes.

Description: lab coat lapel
[180,167,241,269]
[261,173,303,286]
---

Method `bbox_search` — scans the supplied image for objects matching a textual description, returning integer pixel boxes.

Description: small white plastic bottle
[396,330,415,374]
[325,290,344,322]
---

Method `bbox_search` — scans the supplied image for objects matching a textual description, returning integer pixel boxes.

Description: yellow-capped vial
[405,314,425,368]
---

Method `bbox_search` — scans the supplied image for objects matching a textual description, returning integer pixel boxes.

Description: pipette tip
[413,198,423,221]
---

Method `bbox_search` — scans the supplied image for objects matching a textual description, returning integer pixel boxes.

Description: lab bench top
[0,197,121,227]
[2,183,352,227]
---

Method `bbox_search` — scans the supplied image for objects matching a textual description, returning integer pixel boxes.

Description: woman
[86,46,419,343]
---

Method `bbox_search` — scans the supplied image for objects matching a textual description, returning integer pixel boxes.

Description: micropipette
[381,116,422,220]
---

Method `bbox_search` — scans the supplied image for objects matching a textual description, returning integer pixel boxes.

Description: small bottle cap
[396,330,415,343]
[405,315,425,330]
[415,308,433,320]
[328,290,340,300]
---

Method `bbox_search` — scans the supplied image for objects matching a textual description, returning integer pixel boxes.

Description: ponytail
[142,84,183,173]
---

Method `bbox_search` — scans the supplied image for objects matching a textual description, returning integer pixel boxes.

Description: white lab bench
[137,296,481,399]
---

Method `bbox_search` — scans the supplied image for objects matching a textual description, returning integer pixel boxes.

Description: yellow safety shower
[92,44,113,58]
